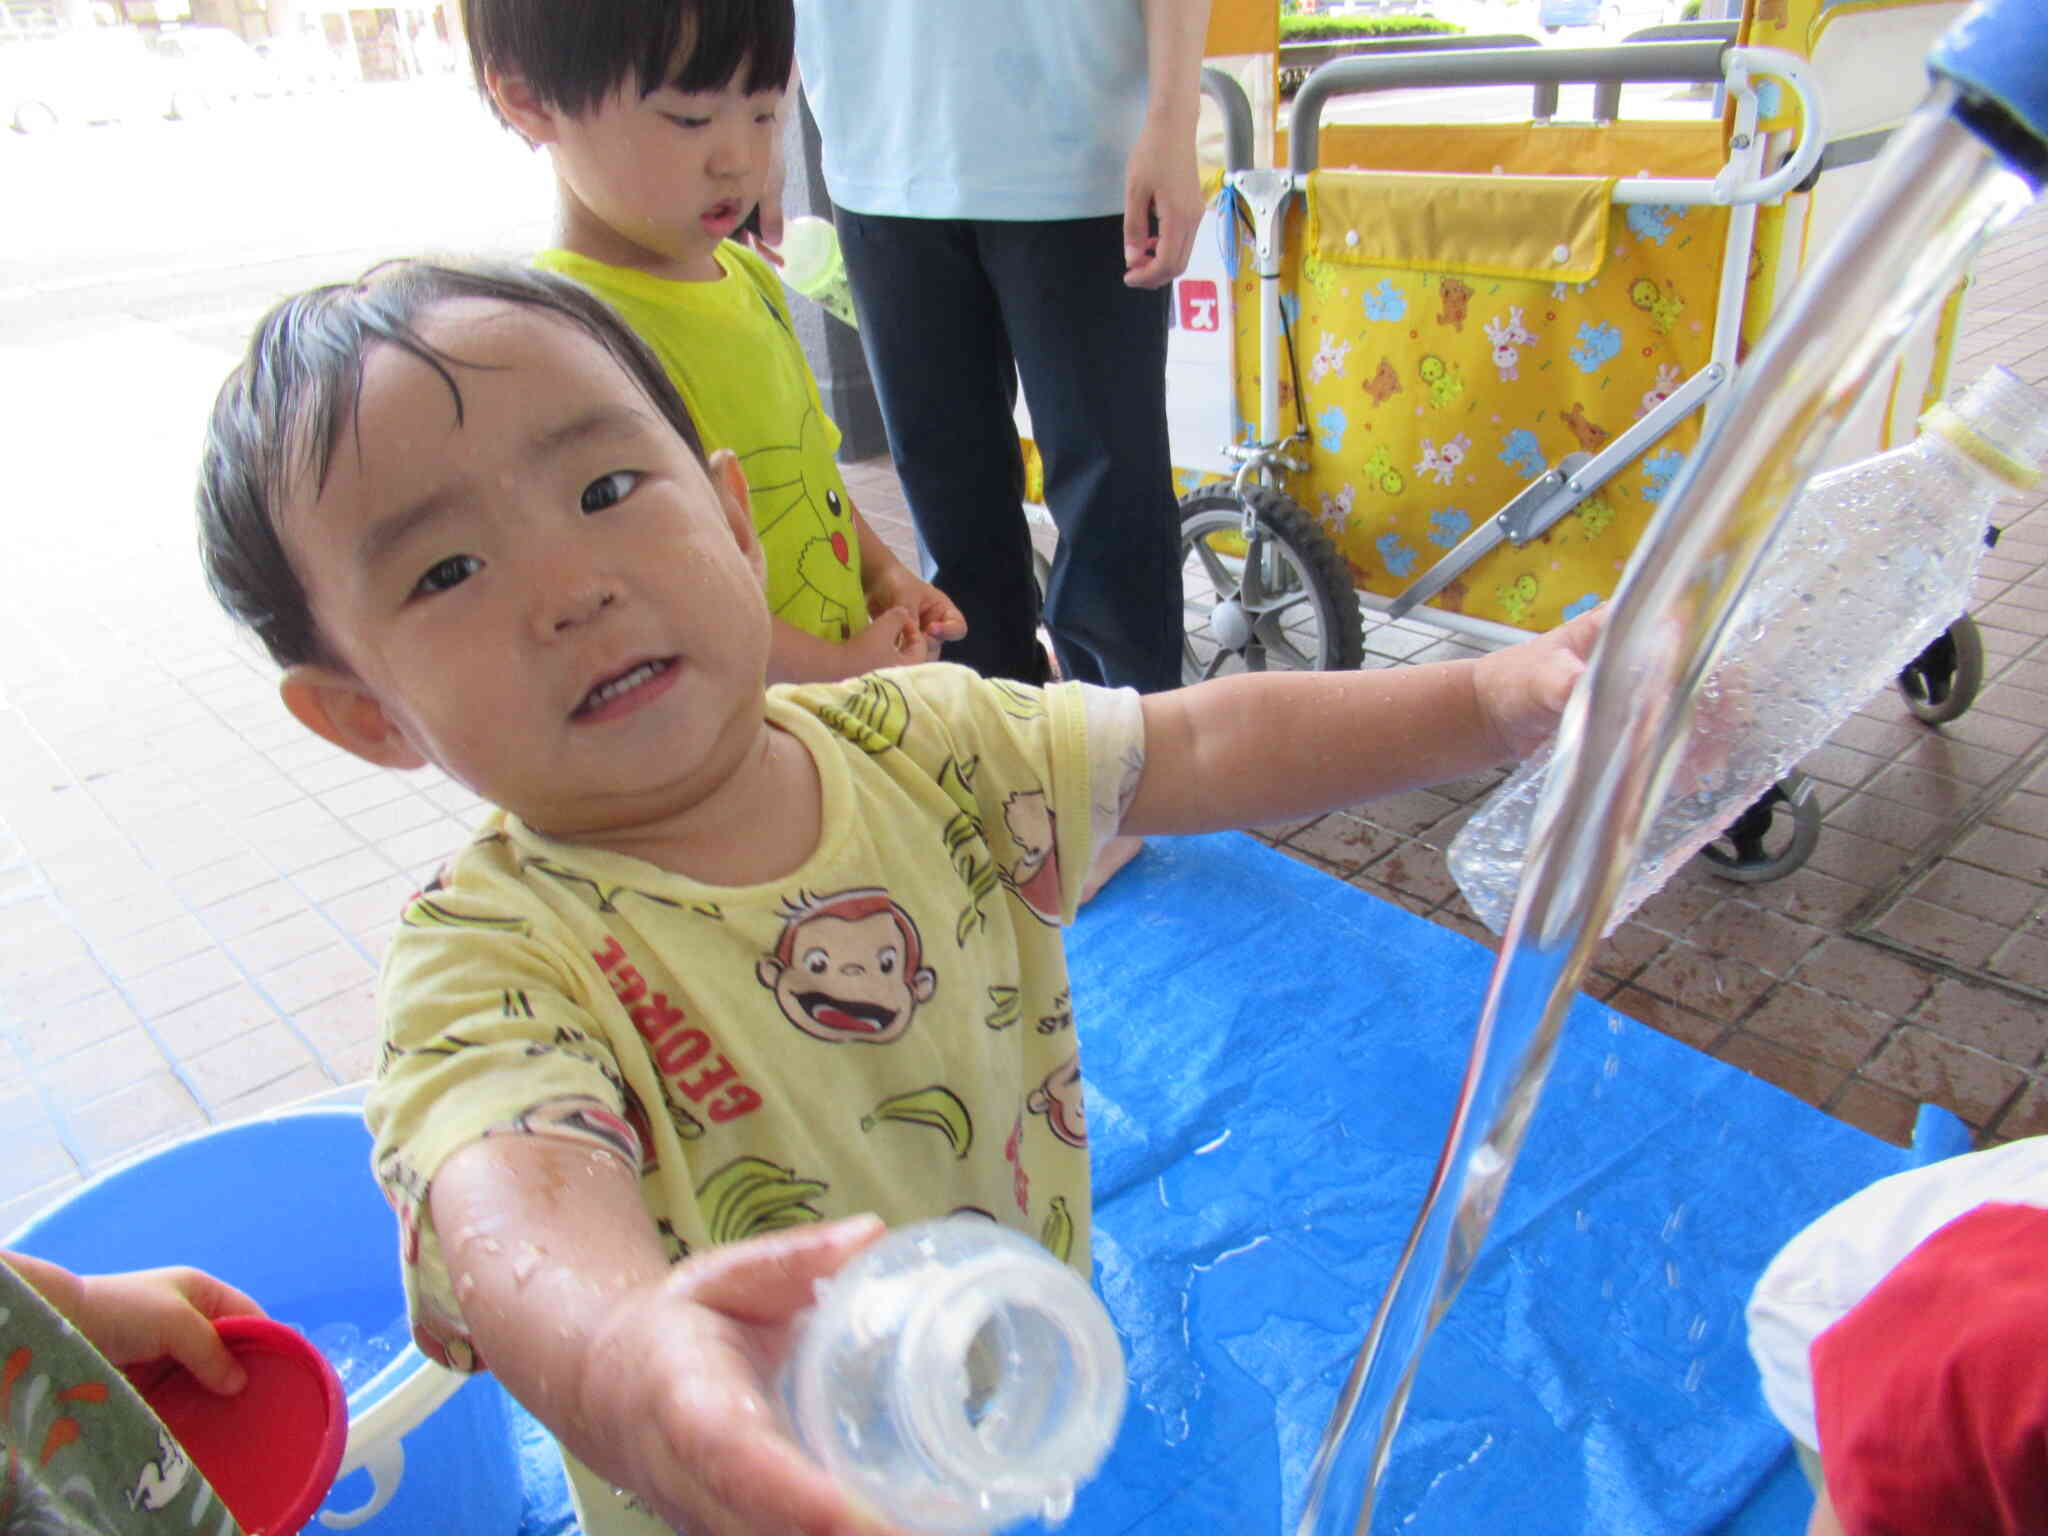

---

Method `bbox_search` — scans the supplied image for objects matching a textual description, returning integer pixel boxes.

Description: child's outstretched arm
[1123,608,1602,834]
[429,1136,909,1536]
[2,1250,263,1393]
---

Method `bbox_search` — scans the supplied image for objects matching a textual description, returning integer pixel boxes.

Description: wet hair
[461,0,794,129]
[197,258,707,669]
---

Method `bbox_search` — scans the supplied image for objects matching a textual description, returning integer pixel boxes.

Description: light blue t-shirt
[793,0,1150,221]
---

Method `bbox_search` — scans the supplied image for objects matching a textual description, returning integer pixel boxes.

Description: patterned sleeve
[905,664,1145,921]
[1074,681,1146,856]
[785,664,1147,925]
[366,896,642,1372]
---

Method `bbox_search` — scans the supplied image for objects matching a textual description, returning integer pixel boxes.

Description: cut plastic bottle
[1449,365,2048,936]
[781,1217,1125,1535]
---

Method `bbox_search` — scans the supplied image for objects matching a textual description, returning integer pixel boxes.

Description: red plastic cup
[127,1316,349,1535]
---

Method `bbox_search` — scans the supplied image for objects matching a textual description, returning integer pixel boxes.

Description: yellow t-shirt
[536,243,871,643]
[366,664,1143,1536]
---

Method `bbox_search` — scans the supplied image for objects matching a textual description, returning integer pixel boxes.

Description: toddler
[196,257,1601,1536]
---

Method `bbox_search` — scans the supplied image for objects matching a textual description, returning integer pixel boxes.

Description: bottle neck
[894,1256,1115,1502]
[1920,402,2046,492]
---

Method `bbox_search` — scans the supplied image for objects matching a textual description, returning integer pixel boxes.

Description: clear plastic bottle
[781,1218,1125,1535]
[1448,366,2048,936]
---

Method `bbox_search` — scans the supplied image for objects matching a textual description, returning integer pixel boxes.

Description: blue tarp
[518,831,1931,1534]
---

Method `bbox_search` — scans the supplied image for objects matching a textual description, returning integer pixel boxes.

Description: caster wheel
[1698,773,1821,883]
[1178,485,1362,683]
[1896,613,1983,725]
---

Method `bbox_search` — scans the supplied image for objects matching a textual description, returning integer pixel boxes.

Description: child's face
[278,299,773,841]
[538,65,783,281]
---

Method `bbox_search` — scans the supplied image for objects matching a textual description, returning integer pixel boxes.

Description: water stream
[1294,84,2038,1536]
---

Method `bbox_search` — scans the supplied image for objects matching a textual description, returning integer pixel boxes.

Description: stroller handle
[1200,64,1255,179]
[1289,39,1826,207]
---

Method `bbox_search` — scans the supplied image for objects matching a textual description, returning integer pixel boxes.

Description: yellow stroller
[1171,7,1979,880]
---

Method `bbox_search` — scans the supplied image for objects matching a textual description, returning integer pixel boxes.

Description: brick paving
[1,181,2043,1242]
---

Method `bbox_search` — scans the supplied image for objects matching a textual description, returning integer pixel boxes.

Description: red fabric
[1812,1201,2048,1536]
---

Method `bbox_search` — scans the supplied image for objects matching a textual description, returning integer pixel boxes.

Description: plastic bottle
[778,214,859,329]
[781,1218,1125,1535]
[1448,366,2048,936]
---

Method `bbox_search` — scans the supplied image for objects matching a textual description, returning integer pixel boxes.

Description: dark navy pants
[835,210,1183,694]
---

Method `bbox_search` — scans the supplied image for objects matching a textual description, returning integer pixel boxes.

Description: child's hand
[579,1217,912,1536]
[431,1138,909,1536]
[73,1267,265,1393]
[865,566,968,645]
[847,606,931,670]
[1473,605,1606,761]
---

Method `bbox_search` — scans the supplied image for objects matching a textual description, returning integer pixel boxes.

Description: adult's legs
[836,208,1048,686]
[978,216,1182,694]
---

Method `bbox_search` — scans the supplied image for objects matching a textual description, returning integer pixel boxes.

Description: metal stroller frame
[1177,36,1973,882]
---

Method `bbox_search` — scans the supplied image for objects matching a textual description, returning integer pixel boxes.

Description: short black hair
[197,258,707,670]
[461,0,794,128]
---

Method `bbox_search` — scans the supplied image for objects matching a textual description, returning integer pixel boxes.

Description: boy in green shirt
[467,0,966,683]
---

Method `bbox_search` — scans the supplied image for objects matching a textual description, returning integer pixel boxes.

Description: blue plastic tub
[5,1107,524,1535]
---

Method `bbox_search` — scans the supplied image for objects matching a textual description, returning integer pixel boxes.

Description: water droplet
[1039,1479,1076,1526]
[511,1241,545,1285]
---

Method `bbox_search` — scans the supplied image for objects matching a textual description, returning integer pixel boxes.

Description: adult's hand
[1125,0,1212,288]
[1122,114,1202,289]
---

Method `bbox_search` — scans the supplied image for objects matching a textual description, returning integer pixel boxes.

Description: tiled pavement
[2,197,2043,1243]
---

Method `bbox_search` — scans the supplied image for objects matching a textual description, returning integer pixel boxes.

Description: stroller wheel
[1698,773,1821,884]
[1896,613,1984,725]
[1179,485,1363,682]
